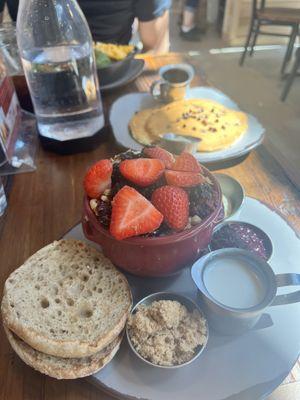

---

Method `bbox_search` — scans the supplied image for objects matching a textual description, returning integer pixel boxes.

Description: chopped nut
[191,215,202,225]
[185,218,192,230]
[101,195,109,202]
[89,199,98,213]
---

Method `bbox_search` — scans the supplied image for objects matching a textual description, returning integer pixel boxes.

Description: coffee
[162,69,189,84]
[151,63,194,102]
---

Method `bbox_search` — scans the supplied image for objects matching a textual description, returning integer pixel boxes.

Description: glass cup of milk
[191,248,300,335]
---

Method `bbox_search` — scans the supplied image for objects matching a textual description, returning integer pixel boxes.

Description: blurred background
[167,0,300,189]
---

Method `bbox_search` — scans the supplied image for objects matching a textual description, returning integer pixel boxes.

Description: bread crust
[1,240,132,358]
[4,326,122,379]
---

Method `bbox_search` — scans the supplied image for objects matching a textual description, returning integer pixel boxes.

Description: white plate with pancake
[109,87,265,164]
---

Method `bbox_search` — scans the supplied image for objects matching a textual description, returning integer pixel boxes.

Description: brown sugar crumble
[127,300,207,366]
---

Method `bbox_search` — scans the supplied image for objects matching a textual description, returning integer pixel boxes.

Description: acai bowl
[82,147,223,277]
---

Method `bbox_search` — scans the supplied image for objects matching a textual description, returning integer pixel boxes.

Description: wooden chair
[240,0,300,75]
[281,47,300,101]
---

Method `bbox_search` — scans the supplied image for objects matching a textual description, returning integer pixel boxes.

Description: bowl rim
[126,291,209,369]
[214,172,245,219]
[84,164,223,245]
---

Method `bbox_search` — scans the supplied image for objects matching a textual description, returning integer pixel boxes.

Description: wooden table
[0,53,300,400]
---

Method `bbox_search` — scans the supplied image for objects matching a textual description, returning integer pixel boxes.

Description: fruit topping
[119,158,165,187]
[151,186,189,231]
[110,186,163,240]
[84,159,113,198]
[165,170,205,188]
[187,183,220,219]
[95,198,112,229]
[143,146,175,169]
[171,152,202,173]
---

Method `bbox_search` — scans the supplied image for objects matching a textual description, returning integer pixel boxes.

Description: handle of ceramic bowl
[82,216,95,241]
[272,273,300,306]
[150,79,167,101]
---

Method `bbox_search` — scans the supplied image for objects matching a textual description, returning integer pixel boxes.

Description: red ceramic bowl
[82,167,223,277]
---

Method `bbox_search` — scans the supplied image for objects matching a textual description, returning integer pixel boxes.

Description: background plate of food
[94,42,144,91]
[109,87,265,164]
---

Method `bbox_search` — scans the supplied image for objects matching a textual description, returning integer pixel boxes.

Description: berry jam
[210,222,271,260]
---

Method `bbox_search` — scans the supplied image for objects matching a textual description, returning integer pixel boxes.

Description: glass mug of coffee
[151,63,194,102]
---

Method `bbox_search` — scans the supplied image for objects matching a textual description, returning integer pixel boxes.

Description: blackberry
[141,222,172,237]
[187,183,218,219]
[111,173,129,198]
[96,200,112,229]
[139,176,167,200]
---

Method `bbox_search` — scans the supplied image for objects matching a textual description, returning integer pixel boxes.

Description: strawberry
[84,159,113,198]
[110,186,163,240]
[143,146,175,169]
[165,170,205,188]
[172,152,202,173]
[151,186,189,231]
[119,158,165,187]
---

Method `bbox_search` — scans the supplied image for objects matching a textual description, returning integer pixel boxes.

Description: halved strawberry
[143,146,175,169]
[165,170,205,188]
[119,158,164,187]
[84,159,113,198]
[110,186,163,240]
[172,152,202,173]
[151,186,189,231]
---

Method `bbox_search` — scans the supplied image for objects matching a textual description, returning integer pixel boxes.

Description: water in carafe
[17,0,104,141]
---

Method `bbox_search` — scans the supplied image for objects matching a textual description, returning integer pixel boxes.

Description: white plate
[65,197,300,400]
[109,87,265,164]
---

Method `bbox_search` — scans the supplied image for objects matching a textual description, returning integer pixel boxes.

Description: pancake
[129,108,159,146]
[145,99,248,152]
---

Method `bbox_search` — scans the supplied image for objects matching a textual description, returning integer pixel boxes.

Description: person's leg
[180,0,201,41]
[182,0,198,30]
[6,0,19,22]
